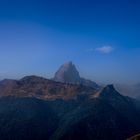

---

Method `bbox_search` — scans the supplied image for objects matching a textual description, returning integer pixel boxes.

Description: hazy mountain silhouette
[53,61,99,89]
[53,61,81,83]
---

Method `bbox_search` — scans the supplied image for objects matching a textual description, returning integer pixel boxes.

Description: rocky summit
[53,61,99,89]
[53,61,81,83]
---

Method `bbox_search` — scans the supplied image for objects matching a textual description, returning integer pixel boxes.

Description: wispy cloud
[95,46,114,54]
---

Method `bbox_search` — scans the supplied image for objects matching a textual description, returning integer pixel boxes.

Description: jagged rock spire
[53,61,81,83]
[53,61,99,89]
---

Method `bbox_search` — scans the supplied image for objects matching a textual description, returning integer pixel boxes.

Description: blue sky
[0,0,140,84]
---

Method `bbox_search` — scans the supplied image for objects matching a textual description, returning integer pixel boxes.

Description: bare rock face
[53,61,81,83]
[53,61,99,88]
[0,75,97,100]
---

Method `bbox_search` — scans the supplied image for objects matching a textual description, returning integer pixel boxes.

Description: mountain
[0,64,140,139]
[50,85,140,140]
[0,75,97,100]
[53,61,99,89]
[0,97,58,140]
[93,85,140,129]
[0,81,140,140]
[53,61,81,83]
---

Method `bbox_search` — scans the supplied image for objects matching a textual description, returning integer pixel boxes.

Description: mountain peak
[94,84,122,98]
[103,84,115,92]
[60,61,75,70]
[53,61,99,89]
[100,84,119,97]
[53,61,81,83]
[63,61,73,66]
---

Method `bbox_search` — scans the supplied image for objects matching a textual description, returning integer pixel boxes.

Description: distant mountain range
[0,62,140,140]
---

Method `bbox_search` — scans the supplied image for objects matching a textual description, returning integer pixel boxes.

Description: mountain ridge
[0,62,139,140]
[0,75,98,100]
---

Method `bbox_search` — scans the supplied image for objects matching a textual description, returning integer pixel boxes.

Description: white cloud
[95,46,114,54]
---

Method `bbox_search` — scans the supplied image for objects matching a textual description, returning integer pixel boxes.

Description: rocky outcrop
[53,61,99,89]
